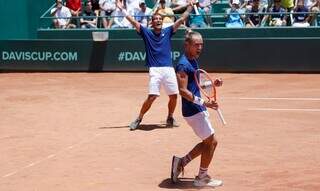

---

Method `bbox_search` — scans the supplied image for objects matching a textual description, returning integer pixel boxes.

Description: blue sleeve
[176,56,191,73]
[165,25,175,38]
[176,63,187,73]
[137,25,147,37]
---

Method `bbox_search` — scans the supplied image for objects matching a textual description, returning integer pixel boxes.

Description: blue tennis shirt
[138,25,174,67]
[176,54,206,117]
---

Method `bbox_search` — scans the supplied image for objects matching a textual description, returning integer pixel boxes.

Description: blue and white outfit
[138,25,179,95]
[176,54,215,140]
[225,8,244,28]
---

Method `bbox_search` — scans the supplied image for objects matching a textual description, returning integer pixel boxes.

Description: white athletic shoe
[170,156,183,183]
[193,175,223,187]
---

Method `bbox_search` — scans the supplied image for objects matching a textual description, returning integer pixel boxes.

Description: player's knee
[203,134,217,149]
[147,95,158,102]
[212,137,218,147]
[169,94,177,100]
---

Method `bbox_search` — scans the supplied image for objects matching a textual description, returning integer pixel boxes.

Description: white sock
[198,167,208,179]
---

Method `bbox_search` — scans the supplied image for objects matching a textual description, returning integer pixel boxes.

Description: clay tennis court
[1,72,319,191]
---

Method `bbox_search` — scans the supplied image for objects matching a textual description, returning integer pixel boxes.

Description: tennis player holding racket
[116,0,196,130]
[171,29,223,187]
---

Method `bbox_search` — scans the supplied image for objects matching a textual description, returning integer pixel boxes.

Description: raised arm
[116,1,141,32]
[172,2,194,32]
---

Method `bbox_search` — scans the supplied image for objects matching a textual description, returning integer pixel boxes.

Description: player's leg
[193,115,222,187]
[197,134,217,178]
[129,94,158,130]
[171,140,204,183]
[163,67,179,127]
[194,136,222,187]
[171,111,213,183]
[129,68,161,130]
[138,94,158,119]
[166,94,179,127]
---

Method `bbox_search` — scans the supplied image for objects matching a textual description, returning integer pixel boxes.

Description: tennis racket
[194,69,227,125]
[192,0,200,15]
[193,4,200,15]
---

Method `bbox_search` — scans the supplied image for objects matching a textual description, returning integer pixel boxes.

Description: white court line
[2,171,18,178]
[225,97,320,101]
[1,133,102,179]
[248,108,320,112]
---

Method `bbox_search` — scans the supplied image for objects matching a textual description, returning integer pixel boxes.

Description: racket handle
[217,108,227,125]
[193,5,200,15]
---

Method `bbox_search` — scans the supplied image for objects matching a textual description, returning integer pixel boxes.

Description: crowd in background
[225,0,320,27]
[50,0,320,29]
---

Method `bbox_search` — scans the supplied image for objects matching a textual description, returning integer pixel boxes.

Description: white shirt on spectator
[126,0,141,12]
[134,7,152,27]
[99,0,116,11]
[50,6,72,27]
[304,0,313,9]
[112,8,132,28]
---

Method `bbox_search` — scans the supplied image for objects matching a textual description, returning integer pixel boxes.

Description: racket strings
[199,73,214,98]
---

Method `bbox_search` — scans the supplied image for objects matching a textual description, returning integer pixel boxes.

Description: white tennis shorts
[148,67,179,95]
[184,111,215,140]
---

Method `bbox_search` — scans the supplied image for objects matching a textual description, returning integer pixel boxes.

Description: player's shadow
[135,124,169,131]
[99,126,129,129]
[99,124,170,131]
[158,178,199,189]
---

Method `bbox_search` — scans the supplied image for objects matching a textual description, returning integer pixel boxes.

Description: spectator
[171,0,189,14]
[292,0,310,26]
[110,0,132,28]
[199,0,219,26]
[281,0,294,12]
[80,1,98,28]
[245,0,266,27]
[225,0,245,27]
[228,0,246,9]
[188,1,209,28]
[295,0,313,10]
[154,0,175,28]
[134,0,152,27]
[51,0,76,29]
[260,0,268,9]
[90,0,101,15]
[281,0,294,25]
[127,0,141,14]
[262,0,287,26]
[309,0,320,25]
[66,0,81,14]
[99,0,117,28]
[66,0,82,27]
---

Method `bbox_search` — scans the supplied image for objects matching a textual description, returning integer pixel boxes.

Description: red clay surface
[1,73,320,191]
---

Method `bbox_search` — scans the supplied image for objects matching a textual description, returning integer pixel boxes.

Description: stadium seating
[211,0,229,27]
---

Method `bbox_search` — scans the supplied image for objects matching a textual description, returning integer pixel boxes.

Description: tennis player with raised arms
[171,29,223,187]
[116,0,196,130]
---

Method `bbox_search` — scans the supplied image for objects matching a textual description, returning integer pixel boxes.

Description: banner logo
[1,51,78,62]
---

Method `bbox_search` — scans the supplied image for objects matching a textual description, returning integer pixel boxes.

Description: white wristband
[193,96,205,106]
